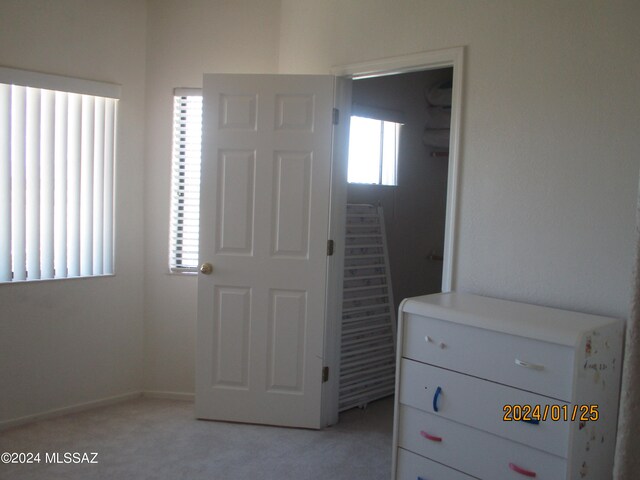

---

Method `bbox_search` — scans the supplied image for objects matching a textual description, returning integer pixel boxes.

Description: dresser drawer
[399,358,570,457]
[398,405,567,479]
[403,313,575,401]
[396,448,476,480]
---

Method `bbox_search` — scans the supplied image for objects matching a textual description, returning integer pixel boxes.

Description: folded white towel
[425,81,452,107]
[423,128,450,148]
[426,105,451,129]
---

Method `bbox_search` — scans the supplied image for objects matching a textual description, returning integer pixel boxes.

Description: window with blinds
[0,67,119,282]
[169,89,202,272]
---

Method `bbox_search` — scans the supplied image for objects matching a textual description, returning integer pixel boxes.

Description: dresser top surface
[401,292,623,347]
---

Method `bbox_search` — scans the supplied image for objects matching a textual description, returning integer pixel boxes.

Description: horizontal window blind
[169,89,202,272]
[0,67,118,282]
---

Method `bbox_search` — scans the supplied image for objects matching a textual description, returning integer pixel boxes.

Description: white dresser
[391,292,624,480]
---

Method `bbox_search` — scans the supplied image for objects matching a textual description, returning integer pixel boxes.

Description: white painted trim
[0,391,142,431]
[332,47,464,293]
[442,48,464,293]
[173,87,202,97]
[391,299,410,477]
[331,47,463,79]
[321,77,352,427]
[0,66,121,99]
[143,391,195,402]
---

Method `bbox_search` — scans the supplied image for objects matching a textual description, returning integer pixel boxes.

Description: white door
[195,74,337,429]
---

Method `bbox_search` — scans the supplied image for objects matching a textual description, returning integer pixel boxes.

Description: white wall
[280,0,640,320]
[6,1,635,413]
[143,0,281,395]
[144,0,640,397]
[0,0,147,423]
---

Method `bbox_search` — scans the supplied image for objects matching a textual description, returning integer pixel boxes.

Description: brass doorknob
[199,263,214,275]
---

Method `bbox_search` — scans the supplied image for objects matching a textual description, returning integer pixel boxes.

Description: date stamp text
[503,404,599,422]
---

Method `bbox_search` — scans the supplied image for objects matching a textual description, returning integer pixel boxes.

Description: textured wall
[280,0,640,319]
[1,0,636,424]
[0,0,147,423]
[143,0,281,395]
[144,0,640,397]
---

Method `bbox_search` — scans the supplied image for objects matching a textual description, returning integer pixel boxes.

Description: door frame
[322,47,465,425]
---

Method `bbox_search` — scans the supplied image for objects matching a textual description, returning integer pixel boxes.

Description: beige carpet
[0,396,393,480]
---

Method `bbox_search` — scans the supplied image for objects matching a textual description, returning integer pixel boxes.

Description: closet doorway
[337,68,454,413]
[328,48,464,422]
[348,68,453,312]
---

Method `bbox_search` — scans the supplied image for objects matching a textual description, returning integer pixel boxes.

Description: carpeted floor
[0,396,394,480]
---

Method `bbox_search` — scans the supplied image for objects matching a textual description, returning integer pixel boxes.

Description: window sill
[167,269,198,277]
[0,273,116,286]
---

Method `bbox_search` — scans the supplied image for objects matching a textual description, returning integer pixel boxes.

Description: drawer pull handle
[509,463,537,477]
[424,336,447,349]
[433,386,442,412]
[420,430,442,442]
[515,359,544,371]
[522,418,540,425]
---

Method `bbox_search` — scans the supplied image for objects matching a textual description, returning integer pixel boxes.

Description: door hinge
[332,108,339,125]
[326,239,334,256]
[322,366,329,383]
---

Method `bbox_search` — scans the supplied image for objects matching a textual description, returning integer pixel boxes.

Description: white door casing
[322,47,464,424]
[195,74,336,429]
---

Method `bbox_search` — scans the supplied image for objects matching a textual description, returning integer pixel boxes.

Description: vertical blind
[0,67,119,282]
[169,89,202,272]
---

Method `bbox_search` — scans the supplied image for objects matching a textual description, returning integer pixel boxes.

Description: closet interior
[338,68,453,411]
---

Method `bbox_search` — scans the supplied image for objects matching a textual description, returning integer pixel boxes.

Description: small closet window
[347,116,400,186]
[347,105,403,186]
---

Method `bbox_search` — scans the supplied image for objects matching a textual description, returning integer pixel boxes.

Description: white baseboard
[142,390,195,402]
[0,391,143,431]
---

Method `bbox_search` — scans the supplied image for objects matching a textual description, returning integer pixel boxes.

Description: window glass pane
[348,116,382,184]
[347,115,399,186]
[169,94,202,271]
[381,121,399,186]
[0,79,116,282]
